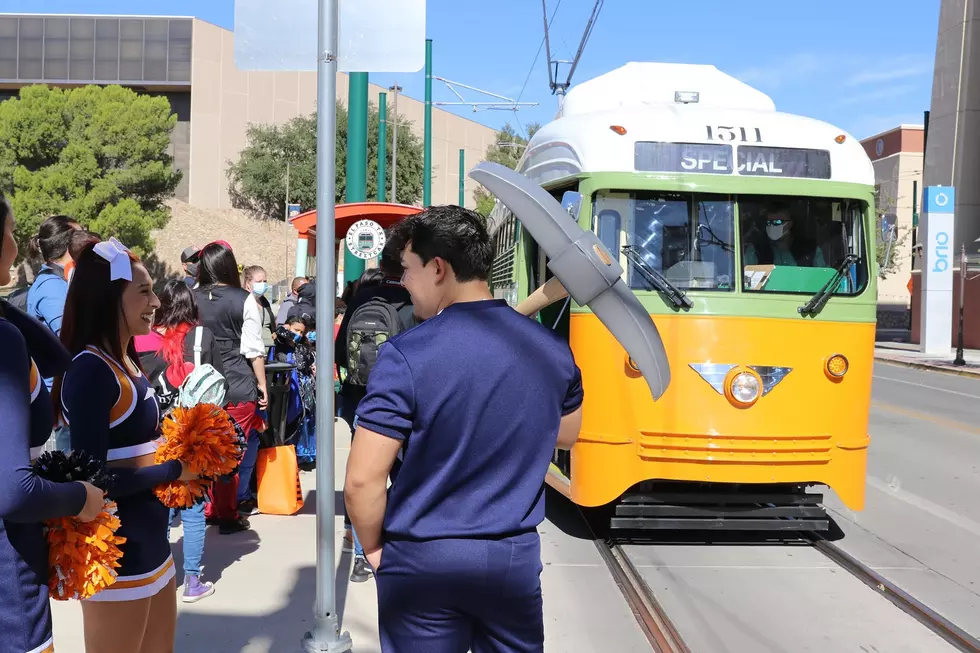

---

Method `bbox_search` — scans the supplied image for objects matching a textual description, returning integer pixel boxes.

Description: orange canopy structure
[287,202,423,283]
[288,202,422,243]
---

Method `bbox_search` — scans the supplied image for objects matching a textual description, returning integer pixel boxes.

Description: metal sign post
[304,1,352,651]
[233,2,425,649]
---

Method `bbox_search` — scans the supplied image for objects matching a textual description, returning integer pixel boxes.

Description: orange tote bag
[256,444,305,515]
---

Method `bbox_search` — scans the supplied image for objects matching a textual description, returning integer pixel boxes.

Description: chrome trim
[748,366,793,395]
[689,363,792,396]
[689,363,736,395]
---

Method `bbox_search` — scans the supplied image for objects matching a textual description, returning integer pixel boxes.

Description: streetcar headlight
[731,373,761,403]
[723,368,762,408]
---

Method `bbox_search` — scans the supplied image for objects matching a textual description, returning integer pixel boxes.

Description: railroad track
[594,539,691,652]
[808,532,980,653]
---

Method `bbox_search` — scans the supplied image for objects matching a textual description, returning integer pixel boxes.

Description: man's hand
[365,547,383,572]
[257,385,269,409]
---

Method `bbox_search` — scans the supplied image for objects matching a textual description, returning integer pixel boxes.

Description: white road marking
[867,475,980,539]
[873,374,980,400]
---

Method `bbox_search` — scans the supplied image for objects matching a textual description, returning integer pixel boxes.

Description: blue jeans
[55,425,71,453]
[236,430,260,504]
[168,501,206,577]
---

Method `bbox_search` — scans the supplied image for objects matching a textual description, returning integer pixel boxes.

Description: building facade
[859,125,924,325]
[0,13,498,211]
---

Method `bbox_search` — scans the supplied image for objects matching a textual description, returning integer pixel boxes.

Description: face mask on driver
[766,219,790,241]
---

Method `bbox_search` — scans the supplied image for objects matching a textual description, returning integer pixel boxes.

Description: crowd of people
[0,196,585,653]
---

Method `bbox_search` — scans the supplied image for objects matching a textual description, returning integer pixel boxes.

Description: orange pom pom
[153,404,242,509]
[45,499,126,601]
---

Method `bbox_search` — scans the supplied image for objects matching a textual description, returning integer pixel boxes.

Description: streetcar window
[740,195,868,295]
[594,190,735,292]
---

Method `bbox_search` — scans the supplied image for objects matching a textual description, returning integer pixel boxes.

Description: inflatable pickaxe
[468,162,671,400]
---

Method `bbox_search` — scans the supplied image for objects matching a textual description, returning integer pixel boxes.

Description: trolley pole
[304,0,352,650]
[954,243,967,366]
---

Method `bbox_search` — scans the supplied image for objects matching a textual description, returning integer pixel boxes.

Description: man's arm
[343,344,414,556]
[345,426,402,554]
[557,356,584,450]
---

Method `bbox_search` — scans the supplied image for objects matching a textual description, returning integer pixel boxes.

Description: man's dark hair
[387,205,493,282]
[380,239,404,278]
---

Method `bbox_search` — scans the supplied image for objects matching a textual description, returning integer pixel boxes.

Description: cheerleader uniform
[0,310,85,653]
[61,346,182,602]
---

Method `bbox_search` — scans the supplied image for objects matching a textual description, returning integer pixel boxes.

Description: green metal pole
[344,72,369,285]
[458,148,465,206]
[423,39,433,207]
[377,92,387,203]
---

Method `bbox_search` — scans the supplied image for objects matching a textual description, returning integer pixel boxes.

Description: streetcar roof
[517,63,874,189]
[558,62,777,118]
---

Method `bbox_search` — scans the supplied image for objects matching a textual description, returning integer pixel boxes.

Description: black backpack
[5,268,57,315]
[345,296,406,386]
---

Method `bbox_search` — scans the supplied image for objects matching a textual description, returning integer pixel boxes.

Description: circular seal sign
[345,219,387,259]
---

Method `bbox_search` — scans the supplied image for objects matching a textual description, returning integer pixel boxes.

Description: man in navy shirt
[344,205,583,653]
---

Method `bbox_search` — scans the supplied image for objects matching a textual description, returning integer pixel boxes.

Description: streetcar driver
[742,204,826,268]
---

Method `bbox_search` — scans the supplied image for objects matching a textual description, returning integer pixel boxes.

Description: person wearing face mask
[243,265,277,349]
[742,206,826,268]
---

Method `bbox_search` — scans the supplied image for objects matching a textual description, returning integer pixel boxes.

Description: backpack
[6,268,57,315]
[155,327,228,410]
[345,296,406,386]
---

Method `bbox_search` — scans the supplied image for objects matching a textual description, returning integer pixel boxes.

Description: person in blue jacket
[58,237,199,652]
[27,214,81,452]
[0,196,104,653]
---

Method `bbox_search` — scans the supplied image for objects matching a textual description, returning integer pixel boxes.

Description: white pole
[303,0,352,650]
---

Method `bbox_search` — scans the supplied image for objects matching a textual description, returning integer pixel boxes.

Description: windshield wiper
[621,245,694,309]
[798,253,859,317]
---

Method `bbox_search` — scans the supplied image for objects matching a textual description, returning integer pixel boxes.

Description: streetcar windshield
[739,195,868,296]
[594,190,736,291]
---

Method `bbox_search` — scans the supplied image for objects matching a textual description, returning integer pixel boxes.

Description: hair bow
[93,237,133,282]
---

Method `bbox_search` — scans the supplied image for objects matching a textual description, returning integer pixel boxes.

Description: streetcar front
[509,99,877,525]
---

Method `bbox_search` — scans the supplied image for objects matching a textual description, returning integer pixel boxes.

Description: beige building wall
[188,18,496,213]
[872,151,924,306]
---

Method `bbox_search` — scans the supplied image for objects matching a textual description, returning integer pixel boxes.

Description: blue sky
[2,0,940,140]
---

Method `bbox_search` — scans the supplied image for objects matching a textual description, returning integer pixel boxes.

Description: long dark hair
[154,280,198,381]
[155,279,198,330]
[197,243,241,289]
[59,242,141,364]
[30,215,78,264]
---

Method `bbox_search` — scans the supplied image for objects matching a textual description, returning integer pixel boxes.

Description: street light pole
[304,0,352,650]
[389,83,401,203]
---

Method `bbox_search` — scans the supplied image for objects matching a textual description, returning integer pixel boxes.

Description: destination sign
[736,146,831,179]
[635,142,733,175]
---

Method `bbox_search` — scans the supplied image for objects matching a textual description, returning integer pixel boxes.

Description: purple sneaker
[182,575,215,603]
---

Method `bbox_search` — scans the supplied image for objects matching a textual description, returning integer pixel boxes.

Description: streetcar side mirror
[561,191,583,221]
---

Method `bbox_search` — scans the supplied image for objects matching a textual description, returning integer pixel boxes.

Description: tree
[226,101,424,219]
[0,84,182,258]
[473,122,541,217]
[873,185,912,279]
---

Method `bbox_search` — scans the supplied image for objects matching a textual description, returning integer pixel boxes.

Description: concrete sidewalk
[875,341,980,377]
[49,420,648,652]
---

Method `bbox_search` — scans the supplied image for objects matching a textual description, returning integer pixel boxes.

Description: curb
[874,356,980,379]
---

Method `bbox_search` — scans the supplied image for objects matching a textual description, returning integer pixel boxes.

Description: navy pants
[376,532,544,653]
